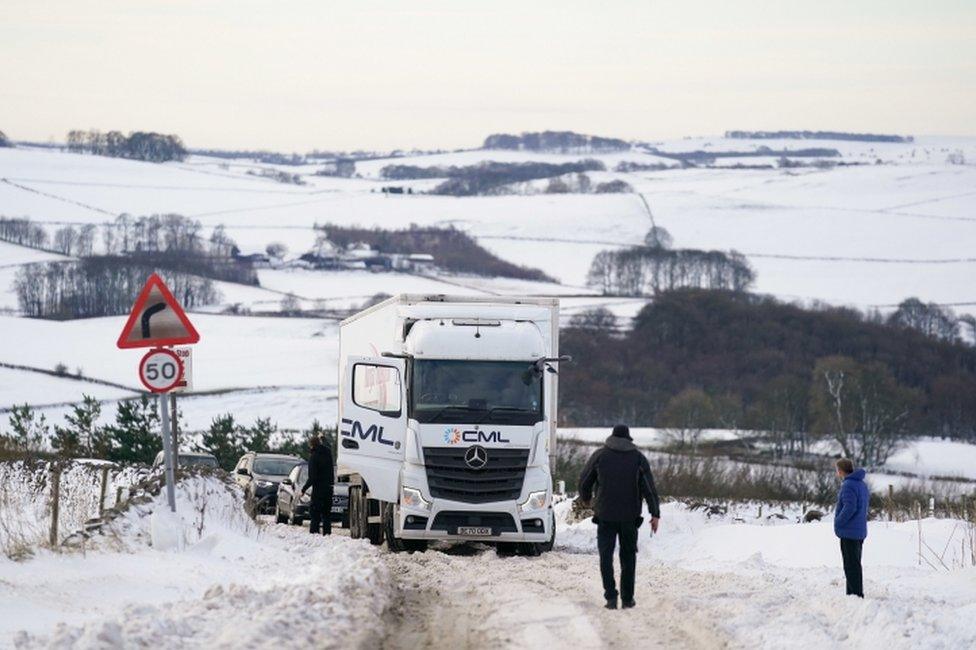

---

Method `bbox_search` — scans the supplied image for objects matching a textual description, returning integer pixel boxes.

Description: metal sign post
[117,274,201,518]
[159,393,177,512]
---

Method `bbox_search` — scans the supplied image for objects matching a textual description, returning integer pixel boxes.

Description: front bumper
[396,466,552,542]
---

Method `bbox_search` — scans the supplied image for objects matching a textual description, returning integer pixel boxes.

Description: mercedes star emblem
[464,445,488,470]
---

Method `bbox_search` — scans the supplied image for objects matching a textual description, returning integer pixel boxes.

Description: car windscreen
[411,359,543,425]
[179,455,218,468]
[253,458,300,476]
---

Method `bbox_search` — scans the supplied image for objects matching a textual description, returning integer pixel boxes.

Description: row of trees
[319,223,555,282]
[587,244,755,295]
[380,160,607,196]
[483,131,629,152]
[560,290,976,462]
[15,259,218,319]
[3,398,162,463]
[66,130,187,163]
[0,217,48,249]
[1,399,332,469]
[725,130,912,143]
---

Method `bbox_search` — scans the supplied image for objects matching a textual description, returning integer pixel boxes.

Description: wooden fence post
[115,486,123,508]
[49,464,61,548]
[887,484,894,521]
[98,466,110,517]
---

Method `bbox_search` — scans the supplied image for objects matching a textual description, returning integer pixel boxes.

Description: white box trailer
[337,294,563,554]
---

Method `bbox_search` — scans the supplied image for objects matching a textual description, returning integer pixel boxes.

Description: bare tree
[644,226,673,249]
[809,356,919,466]
[53,226,78,255]
[658,388,715,450]
[266,242,288,260]
[888,298,958,342]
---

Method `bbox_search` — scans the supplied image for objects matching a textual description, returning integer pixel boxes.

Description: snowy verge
[556,499,976,648]
[1,475,394,649]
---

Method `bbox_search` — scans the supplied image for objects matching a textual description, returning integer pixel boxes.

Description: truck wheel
[496,542,517,557]
[537,512,556,553]
[516,542,541,557]
[365,497,384,546]
[349,486,363,539]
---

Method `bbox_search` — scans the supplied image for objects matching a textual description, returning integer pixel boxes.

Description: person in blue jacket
[834,458,869,597]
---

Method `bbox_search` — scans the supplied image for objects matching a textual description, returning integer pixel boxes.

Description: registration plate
[456,526,492,536]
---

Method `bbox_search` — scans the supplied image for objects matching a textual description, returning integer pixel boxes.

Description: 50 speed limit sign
[138,348,184,393]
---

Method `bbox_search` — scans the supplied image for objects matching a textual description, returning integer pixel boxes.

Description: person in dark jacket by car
[579,424,661,610]
[302,436,335,535]
[834,458,869,597]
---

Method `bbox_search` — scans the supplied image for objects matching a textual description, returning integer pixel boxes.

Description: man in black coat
[579,424,661,610]
[302,436,335,535]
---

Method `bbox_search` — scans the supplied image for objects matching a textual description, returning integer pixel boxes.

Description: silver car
[275,462,349,527]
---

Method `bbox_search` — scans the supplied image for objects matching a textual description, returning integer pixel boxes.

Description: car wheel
[275,502,287,525]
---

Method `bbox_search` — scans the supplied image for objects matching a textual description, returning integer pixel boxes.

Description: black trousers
[840,538,864,597]
[597,520,639,602]
[309,487,333,535]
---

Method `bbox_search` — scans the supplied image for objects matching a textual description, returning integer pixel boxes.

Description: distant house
[391,253,436,273]
[234,252,271,268]
[298,240,437,274]
[317,158,356,178]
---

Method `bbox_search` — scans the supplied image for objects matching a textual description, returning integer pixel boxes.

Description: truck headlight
[519,490,548,513]
[401,486,430,511]
[256,480,273,488]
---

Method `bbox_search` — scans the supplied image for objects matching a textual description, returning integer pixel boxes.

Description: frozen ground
[3,474,975,649]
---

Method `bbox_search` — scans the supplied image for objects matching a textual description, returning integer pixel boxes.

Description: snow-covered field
[2,137,974,310]
[3,473,975,649]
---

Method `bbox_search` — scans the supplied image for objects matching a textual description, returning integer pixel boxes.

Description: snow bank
[3,473,394,649]
[18,534,391,649]
[557,500,976,571]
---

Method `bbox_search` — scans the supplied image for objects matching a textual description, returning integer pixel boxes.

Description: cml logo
[443,427,510,444]
[341,418,399,449]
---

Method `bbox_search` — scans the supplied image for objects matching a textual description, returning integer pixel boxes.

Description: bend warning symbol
[116,273,201,349]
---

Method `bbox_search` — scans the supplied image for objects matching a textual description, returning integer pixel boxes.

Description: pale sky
[2,0,974,151]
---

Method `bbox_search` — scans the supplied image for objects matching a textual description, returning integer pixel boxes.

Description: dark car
[233,452,302,514]
[152,451,219,469]
[275,462,350,528]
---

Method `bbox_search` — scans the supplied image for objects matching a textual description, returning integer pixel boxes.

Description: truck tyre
[349,486,363,539]
[365,497,384,546]
[537,512,556,553]
[383,503,427,553]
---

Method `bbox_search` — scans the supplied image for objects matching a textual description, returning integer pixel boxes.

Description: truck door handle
[342,439,359,449]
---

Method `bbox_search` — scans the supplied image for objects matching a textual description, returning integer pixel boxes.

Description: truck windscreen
[411,360,543,425]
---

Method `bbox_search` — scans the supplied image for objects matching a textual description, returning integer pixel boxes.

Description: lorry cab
[337,295,561,554]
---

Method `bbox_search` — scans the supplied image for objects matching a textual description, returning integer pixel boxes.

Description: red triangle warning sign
[117,273,201,349]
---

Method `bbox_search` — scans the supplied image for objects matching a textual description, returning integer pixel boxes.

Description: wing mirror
[282,478,292,486]
[237,467,249,476]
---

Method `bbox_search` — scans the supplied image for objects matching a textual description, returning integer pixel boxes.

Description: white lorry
[337,294,565,554]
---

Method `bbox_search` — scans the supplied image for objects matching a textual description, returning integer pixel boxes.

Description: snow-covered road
[381,547,729,649]
[5,480,976,649]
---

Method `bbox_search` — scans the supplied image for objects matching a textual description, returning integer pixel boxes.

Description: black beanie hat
[611,424,631,439]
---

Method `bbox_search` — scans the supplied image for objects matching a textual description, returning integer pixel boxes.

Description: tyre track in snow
[380,548,731,649]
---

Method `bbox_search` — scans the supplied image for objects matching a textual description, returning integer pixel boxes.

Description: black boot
[622,599,636,609]
[604,598,618,610]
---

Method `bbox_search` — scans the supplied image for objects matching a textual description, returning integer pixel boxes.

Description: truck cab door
[339,356,407,466]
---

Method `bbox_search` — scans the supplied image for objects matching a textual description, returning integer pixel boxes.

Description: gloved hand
[650,517,660,535]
